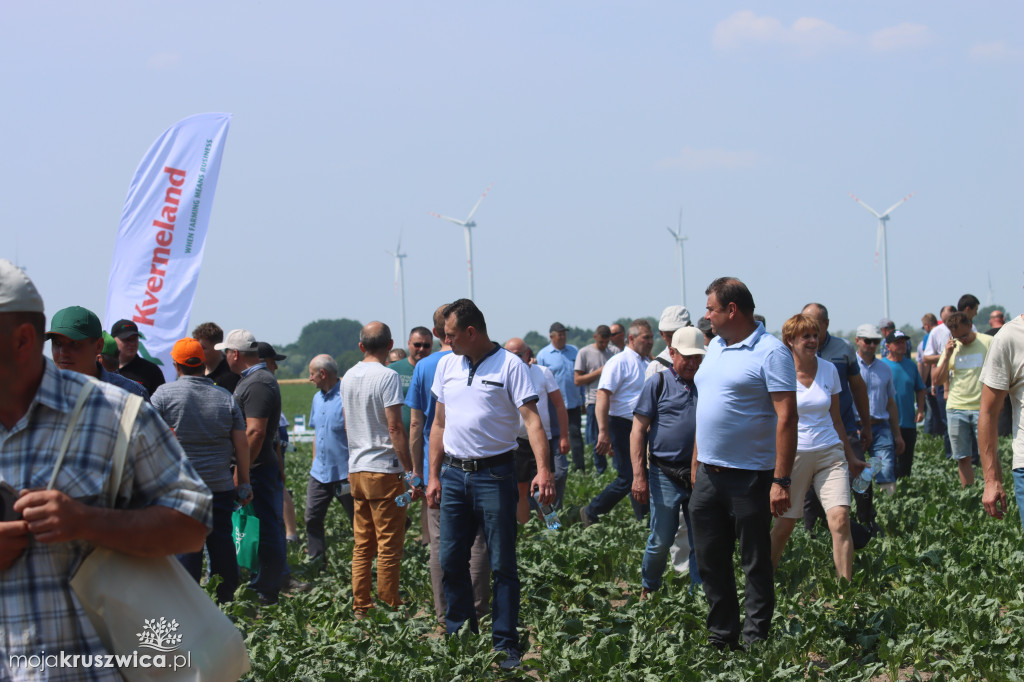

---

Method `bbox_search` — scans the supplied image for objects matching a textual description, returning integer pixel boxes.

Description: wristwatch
[772,476,792,488]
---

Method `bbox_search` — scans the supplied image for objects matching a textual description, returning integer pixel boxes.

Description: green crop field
[222,433,1024,681]
[279,381,317,428]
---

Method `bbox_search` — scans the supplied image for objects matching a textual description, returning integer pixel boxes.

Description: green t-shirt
[389,357,414,431]
[946,333,993,411]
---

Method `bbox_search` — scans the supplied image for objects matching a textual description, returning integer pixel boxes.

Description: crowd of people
[2,259,1022,676]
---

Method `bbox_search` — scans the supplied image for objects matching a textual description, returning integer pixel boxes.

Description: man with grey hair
[305,353,354,561]
[223,328,287,604]
[342,321,418,617]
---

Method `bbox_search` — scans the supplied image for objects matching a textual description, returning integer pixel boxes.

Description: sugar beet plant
[223,434,1023,680]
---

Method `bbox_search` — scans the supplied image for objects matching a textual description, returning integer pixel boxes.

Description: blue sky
[2,2,1020,346]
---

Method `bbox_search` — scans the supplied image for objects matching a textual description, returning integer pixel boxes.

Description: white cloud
[658,147,762,172]
[869,23,933,52]
[147,52,181,69]
[969,40,1023,63]
[712,11,853,54]
[713,12,932,57]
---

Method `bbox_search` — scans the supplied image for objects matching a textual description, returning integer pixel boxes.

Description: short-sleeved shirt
[0,359,211,678]
[309,379,349,483]
[518,363,558,440]
[341,361,405,474]
[946,333,993,411]
[405,350,451,483]
[856,356,896,421]
[644,348,673,380]
[118,354,166,396]
[537,343,582,409]
[980,315,1024,468]
[389,357,415,432]
[694,323,797,470]
[817,333,861,434]
[431,344,538,459]
[151,375,246,492]
[924,323,951,358]
[234,363,282,468]
[796,359,842,450]
[881,356,925,428]
[598,347,650,419]
[633,368,697,467]
[574,343,615,405]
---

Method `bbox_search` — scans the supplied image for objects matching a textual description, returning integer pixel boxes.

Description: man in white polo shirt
[425,299,554,671]
[580,319,654,526]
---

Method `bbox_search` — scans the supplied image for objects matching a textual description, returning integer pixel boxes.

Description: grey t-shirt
[151,376,245,492]
[341,361,405,474]
[575,343,616,405]
[234,366,282,469]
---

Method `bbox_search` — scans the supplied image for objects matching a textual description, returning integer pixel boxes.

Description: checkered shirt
[0,358,212,681]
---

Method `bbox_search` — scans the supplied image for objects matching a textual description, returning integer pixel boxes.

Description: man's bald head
[801,302,829,341]
[359,321,393,354]
[504,337,531,362]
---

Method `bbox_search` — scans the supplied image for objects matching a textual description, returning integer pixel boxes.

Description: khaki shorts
[783,442,851,519]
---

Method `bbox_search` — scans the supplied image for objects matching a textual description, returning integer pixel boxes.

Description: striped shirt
[0,358,212,681]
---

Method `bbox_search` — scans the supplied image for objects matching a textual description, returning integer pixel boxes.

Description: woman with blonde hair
[771,314,866,580]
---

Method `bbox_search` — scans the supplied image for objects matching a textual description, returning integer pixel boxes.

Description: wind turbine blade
[678,207,683,232]
[881,192,914,217]
[666,226,678,239]
[394,258,400,290]
[396,230,403,252]
[465,183,493,222]
[849,192,882,219]
[430,212,466,226]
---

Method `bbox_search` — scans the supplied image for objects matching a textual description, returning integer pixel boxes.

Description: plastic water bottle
[395,472,425,507]
[851,456,883,494]
[532,491,561,530]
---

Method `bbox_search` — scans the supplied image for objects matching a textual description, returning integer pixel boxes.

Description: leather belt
[703,464,738,474]
[443,451,514,472]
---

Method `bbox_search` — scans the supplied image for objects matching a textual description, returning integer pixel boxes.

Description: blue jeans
[1014,468,1024,530]
[439,458,520,654]
[586,403,606,474]
[249,457,286,599]
[947,409,980,461]
[586,416,648,521]
[178,489,238,603]
[869,423,896,484]
[642,466,700,591]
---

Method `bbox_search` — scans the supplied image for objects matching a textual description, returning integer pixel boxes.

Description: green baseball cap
[46,306,102,341]
[101,331,119,356]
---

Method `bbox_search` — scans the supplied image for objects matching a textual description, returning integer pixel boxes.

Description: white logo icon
[136,617,183,652]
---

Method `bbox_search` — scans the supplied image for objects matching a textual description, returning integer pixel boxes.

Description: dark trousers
[895,427,917,479]
[689,465,774,646]
[585,416,648,521]
[567,406,585,471]
[305,476,355,560]
[586,403,607,474]
[249,457,286,599]
[178,489,238,603]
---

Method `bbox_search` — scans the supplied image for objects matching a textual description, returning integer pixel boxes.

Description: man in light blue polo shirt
[690,277,797,650]
[537,322,585,472]
[305,353,353,562]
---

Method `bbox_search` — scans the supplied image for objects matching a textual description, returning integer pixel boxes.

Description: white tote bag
[49,380,251,681]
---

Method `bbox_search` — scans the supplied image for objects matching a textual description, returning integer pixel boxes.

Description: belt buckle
[463,459,479,472]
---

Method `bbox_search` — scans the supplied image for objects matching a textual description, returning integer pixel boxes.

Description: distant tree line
[272,306,1009,379]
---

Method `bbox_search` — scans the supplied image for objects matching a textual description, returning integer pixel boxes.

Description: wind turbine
[666,207,688,306]
[849,192,914,320]
[385,234,407,341]
[430,184,492,301]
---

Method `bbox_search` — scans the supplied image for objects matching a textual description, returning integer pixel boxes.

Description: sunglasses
[412,343,431,349]
[861,339,880,345]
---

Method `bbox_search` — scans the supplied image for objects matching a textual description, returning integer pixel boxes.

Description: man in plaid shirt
[0,260,212,681]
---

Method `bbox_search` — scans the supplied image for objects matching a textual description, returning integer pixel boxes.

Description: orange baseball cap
[171,337,206,367]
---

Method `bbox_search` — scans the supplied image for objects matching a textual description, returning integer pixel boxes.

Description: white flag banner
[106,113,232,382]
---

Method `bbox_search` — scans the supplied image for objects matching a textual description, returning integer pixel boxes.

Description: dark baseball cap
[257,341,287,361]
[47,306,102,341]
[111,319,140,340]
